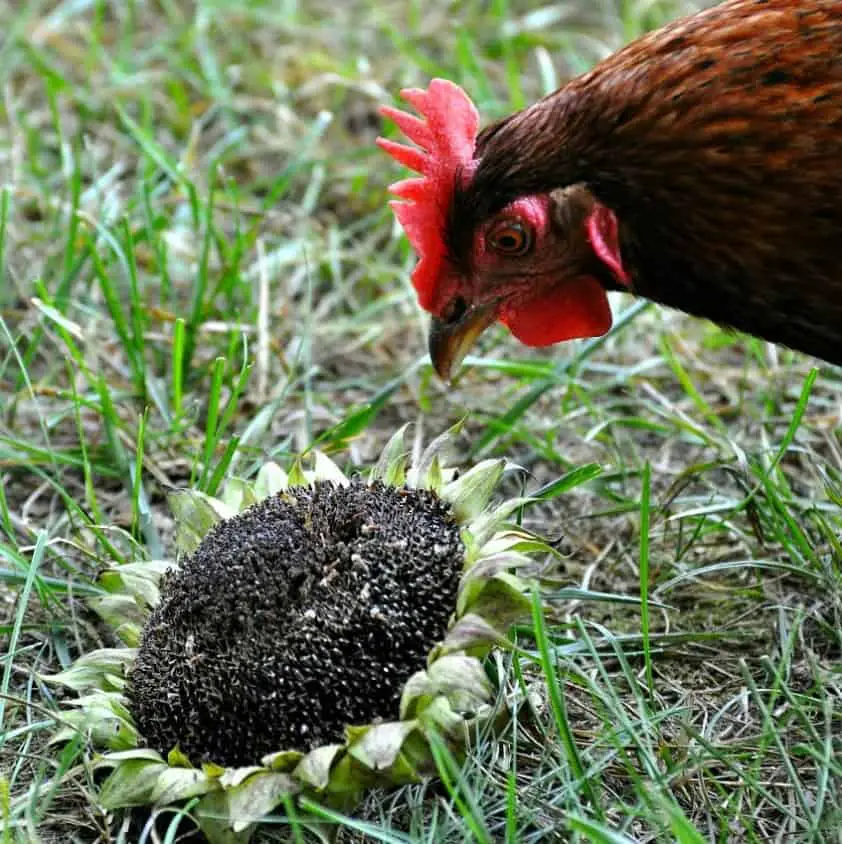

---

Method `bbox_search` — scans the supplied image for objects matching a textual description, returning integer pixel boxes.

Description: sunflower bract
[126,479,464,766]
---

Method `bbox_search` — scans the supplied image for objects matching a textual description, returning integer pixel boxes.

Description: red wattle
[499,277,613,347]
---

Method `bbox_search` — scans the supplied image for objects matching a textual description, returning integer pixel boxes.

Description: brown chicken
[378,0,842,380]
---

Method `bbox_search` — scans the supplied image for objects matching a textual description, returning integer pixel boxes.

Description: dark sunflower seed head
[126,479,464,767]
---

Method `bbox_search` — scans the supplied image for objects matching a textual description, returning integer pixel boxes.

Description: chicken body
[385,0,842,377]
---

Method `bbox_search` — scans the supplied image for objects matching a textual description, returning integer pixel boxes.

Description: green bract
[46,425,554,843]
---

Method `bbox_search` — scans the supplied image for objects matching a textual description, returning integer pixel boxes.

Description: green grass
[1,0,841,841]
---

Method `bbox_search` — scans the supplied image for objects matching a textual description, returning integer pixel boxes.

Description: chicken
[377,0,842,380]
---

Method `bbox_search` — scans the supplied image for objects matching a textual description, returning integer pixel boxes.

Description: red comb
[377,79,480,311]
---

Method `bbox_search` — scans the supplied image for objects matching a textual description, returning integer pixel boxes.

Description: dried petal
[294,744,344,791]
[370,423,410,485]
[457,572,533,630]
[220,477,258,513]
[253,461,288,499]
[441,458,507,522]
[169,490,237,555]
[226,770,298,833]
[98,758,169,809]
[432,613,511,659]
[408,420,463,488]
[312,450,350,486]
[347,720,418,772]
[42,648,135,694]
[150,766,215,804]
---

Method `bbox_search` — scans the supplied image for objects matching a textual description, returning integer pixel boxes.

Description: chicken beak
[428,302,497,382]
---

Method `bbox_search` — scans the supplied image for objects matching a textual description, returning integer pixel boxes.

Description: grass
[1,0,840,841]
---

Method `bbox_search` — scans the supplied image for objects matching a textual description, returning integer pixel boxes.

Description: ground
[1,0,840,842]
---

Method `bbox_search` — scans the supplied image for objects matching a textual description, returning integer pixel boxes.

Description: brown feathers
[454,0,842,364]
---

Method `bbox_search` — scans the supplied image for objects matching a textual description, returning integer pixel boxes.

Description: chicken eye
[487,220,533,256]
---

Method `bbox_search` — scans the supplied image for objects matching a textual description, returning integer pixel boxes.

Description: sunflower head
[45,424,557,842]
[129,477,466,767]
